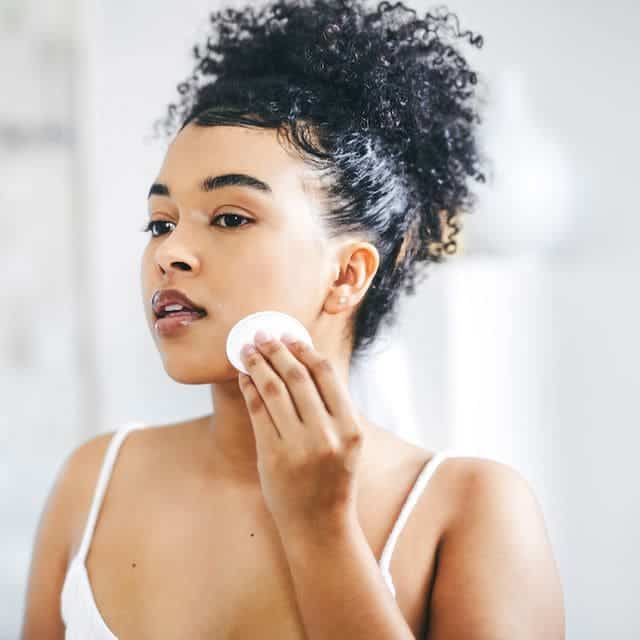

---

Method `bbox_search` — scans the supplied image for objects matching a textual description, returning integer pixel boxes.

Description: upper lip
[152,288,207,318]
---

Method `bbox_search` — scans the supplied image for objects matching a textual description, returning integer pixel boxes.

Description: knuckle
[263,378,282,398]
[246,352,261,367]
[248,395,263,414]
[318,430,341,458]
[346,429,363,448]
[312,357,333,375]
[317,443,339,461]
[264,341,280,356]
[286,364,308,385]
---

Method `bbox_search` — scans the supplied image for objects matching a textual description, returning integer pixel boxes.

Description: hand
[238,330,364,536]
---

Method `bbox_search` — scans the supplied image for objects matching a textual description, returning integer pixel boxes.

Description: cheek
[243,259,283,296]
[258,242,324,306]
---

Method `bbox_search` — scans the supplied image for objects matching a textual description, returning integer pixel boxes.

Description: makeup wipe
[226,310,314,375]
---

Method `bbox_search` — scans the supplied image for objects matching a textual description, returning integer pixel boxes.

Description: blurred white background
[1,0,638,637]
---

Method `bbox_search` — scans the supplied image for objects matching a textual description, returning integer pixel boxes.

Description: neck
[193,348,377,490]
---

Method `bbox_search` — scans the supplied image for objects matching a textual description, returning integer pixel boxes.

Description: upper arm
[427,458,566,640]
[19,432,114,640]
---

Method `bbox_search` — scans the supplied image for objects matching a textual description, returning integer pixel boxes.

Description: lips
[151,288,207,319]
[154,310,205,336]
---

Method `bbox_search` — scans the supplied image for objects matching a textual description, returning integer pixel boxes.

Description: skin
[141,121,382,491]
[20,121,565,639]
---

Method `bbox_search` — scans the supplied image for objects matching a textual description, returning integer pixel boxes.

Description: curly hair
[151,0,487,365]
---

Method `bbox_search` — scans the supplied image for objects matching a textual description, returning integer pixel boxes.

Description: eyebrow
[147,173,273,199]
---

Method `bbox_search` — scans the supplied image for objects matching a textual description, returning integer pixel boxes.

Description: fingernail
[254,329,272,344]
[242,343,257,356]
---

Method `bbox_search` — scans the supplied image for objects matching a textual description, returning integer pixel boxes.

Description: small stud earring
[338,296,347,304]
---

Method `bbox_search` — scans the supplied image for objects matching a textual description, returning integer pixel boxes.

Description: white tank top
[60,421,454,639]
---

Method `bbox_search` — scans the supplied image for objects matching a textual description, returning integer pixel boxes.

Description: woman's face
[141,121,337,383]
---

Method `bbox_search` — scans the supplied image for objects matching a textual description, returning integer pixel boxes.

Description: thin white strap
[379,450,453,598]
[77,421,146,561]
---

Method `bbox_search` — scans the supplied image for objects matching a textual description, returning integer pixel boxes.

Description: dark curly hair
[151,0,487,366]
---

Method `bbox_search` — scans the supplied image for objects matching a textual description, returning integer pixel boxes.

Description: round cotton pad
[226,310,314,375]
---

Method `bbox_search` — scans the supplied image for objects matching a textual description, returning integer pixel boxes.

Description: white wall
[0,1,91,636]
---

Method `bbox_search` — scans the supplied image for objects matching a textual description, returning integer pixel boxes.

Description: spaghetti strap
[379,450,453,598]
[76,421,147,563]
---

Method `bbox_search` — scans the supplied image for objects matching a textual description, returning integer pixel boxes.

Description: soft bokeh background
[2,0,638,637]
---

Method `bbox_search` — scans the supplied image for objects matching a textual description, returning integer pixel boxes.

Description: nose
[153,227,201,276]
[159,259,191,274]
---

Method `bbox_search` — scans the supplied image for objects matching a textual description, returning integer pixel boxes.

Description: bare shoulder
[21,417,208,637]
[62,430,131,550]
[438,455,555,539]
[66,419,203,544]
[66,416,206,497]
[426,455,566,640]
[19,429,121,639]
[64,425,171,547]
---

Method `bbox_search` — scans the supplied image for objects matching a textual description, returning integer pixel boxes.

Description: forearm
[279,514,416,640]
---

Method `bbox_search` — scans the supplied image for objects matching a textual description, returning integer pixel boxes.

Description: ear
[326,240,379,314]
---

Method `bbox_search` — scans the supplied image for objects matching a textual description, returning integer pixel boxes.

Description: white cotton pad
[226,310,314,375]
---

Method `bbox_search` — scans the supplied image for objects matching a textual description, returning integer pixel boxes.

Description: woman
[21,1,565,638]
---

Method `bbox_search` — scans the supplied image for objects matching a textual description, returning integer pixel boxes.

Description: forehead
[155,122,313,198]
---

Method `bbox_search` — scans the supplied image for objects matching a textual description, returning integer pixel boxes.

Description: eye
[140,220,174,237]
[212,212,252,228]
[140,213,252,237]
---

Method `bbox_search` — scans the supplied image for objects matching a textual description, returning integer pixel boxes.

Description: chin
[159,352,238,385]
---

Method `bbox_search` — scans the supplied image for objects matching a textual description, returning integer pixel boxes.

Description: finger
[282,335,355,430]
[241,342,301,443]
[254,334,329,426]
[238,361,281,450]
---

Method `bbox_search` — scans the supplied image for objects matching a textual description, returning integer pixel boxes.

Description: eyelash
[140,213,252,237]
